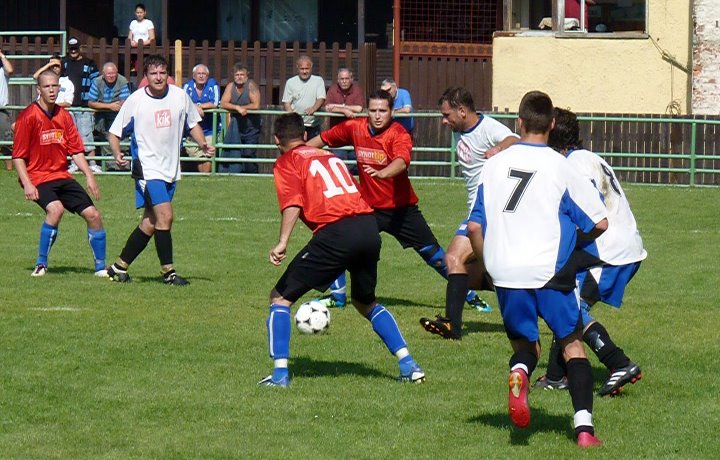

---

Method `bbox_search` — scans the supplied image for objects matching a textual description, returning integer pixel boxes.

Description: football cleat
[508,369,531,428]
[598,362,642,397]
[398,363,426,384]
[577,431,603,448]
[258,374,290,388]
[466,293,493,313]
[314,294,344,309]
[163,270,189,286]
[94,269,109,278]
[533,374,569,391]
[31,264,48,277]
[107,264,131,283]
[419,315,460,340]
[89,164,103,174]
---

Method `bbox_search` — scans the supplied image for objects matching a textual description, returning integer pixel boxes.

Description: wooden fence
[3,37,371,106]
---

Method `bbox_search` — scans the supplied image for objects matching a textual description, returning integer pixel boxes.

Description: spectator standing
[62,37,101,173]
[380,78,414,134]
[106,55,213,285]
[12,70,107,278]
[34,55,74,108]
[324,67,364,173]
[0,47,14,170]
[129,3,155,47]
[219,63,261,174]
[183,64,220,173]
[88,62,130,170]
[282,55,326,140]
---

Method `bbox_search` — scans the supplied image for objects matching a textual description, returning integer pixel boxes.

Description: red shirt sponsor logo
[356,147,387,166]
[40,130,64,145]
[154,109,172,128]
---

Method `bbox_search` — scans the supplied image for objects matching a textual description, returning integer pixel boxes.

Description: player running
[467,91,607,447]
[533,108,646,396]
[259,113,425,387]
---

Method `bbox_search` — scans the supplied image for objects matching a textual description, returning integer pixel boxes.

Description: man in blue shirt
[88,62,131,171]
[381,78,415,134]
[183,64,220,173]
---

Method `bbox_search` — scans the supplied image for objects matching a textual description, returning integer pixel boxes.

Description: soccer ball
[295,300,331,334]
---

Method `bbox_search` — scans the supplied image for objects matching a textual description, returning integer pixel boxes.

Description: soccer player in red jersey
[259,113,425,387]
[308,90,484,325]
[12,70,107,277]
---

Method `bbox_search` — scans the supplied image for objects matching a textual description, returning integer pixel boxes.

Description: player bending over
[533,108,645,397]
[259,113,425,387]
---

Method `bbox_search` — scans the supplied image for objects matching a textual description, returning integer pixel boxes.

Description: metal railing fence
[2,108,719,187]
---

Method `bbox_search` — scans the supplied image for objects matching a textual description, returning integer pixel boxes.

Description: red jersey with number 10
[12,102,83,186]
[320,118,418,209]
[274,145,373,232]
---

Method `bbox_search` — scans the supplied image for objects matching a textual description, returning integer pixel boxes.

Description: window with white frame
[505,0,647,34]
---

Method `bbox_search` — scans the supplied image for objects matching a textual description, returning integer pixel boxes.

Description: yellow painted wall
[492,0,692,114]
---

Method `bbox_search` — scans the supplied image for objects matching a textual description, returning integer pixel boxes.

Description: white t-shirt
[56,76,75,106]
[456,115,518,208]
[281,75,326,127]
[109,85,201,182]
[129,19,155,43]
[568,148,647,265]
[0,65,9,107]
[469,142,608,288]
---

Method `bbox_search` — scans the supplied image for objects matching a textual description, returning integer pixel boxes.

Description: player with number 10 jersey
[273,143,373,231]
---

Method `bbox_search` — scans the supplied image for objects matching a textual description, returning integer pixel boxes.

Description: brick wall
[693,0,720,114]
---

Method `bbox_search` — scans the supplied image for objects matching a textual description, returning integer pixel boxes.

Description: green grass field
[1,172,719,458]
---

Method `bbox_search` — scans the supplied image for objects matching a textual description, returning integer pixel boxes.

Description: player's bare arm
[485,135,520,158]
[71,151,100,200]
[270,206,301,266]
[108,133,128,168]
[12,159,39,201]
[363,157,407,179]
[306,135,326,149]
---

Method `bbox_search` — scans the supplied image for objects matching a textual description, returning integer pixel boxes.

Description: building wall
[492,0,692,114]
[692,0,720,115]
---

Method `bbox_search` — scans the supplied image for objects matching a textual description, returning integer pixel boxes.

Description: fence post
[689,121,697,187]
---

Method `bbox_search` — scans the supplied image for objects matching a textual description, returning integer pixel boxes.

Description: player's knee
[82,206,103,228]
[418,243,446,268]
[45,202,65,223]
[445,248,467,271]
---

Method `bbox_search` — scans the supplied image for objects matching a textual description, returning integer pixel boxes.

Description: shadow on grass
[377,296,438,308]
[464,320,506,334]
[469,408,574,445]
[291,356,388,380]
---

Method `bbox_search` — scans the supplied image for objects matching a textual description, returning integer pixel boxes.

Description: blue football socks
[267,304,291,360]
[418,244,449,279]
[330,272,347,306]
[87,227,107,271]
[367,304,407,354]
[37,222,58,266]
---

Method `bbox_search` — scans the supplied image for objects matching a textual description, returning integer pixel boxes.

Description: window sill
[494,30,648,39]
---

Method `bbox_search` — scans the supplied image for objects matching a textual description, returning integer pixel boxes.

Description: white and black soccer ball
[295,300,331,334]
